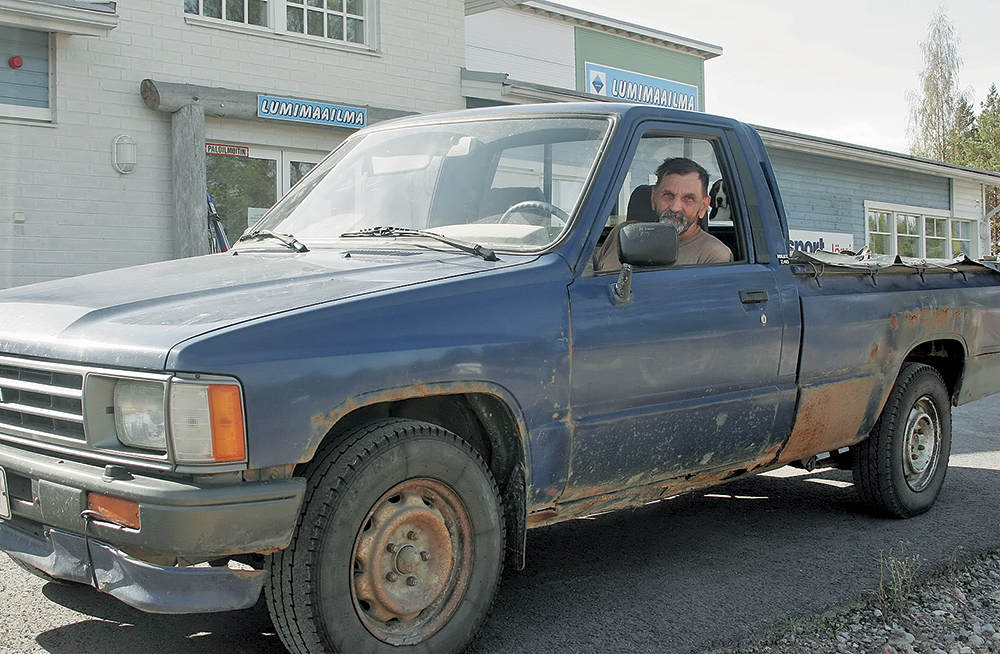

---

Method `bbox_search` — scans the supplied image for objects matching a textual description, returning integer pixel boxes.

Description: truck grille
[0,359,85,441]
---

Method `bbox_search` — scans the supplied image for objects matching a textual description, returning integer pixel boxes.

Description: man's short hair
[655,158,710,196]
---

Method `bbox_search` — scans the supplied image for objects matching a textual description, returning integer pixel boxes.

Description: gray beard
[658,210,694,234]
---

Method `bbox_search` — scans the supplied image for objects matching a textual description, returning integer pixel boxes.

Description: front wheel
[266,419,505,654]
[852,362,951,518]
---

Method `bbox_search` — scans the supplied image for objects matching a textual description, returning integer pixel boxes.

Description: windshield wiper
[236,229,308,252]
[340,226,498,262]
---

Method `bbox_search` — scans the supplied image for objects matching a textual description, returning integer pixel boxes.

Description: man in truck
[596,157,733,269]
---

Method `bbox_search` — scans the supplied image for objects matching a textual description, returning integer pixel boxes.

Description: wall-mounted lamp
[112,134,136,174]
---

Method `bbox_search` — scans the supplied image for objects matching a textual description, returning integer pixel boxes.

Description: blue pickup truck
[2,102,1000,654]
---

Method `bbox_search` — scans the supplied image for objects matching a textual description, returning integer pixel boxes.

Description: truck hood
[0,249,520,369]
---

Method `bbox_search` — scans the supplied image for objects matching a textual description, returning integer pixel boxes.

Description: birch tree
[906,7,971,162]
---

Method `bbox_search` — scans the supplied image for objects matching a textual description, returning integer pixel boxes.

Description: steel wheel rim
[351,478,473,645]
[902,395,941,492]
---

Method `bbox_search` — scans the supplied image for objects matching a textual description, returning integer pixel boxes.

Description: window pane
[346,17,363,42]
[327,14,343,39]
[952,220,971,240]
[290,161,316,188]
[346,0,363,15]
[226,0,244,22]
[898,235,919,257]
[307,0,323,6]
[870,234,889,254]
[184,0,200,14]
[897,214,918,236]
[307,9,324,35]
[926,237,946,258]
[328,0,343,10]
[286,6,303,31]
[249,0,267,25]
[204,0,223,18]
[207,154,278,242]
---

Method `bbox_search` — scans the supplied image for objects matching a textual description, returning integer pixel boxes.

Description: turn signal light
[87,492,140,529]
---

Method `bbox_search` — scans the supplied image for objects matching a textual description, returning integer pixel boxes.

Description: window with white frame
[866,203,975,259]
[184,0,369,46]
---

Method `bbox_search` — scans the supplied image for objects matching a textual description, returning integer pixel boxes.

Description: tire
[852,362,951,518]
[265,418,505,654]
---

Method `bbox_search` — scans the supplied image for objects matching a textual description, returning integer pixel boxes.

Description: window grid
[185,0,268,26]
[866,207,974,259]
[286,0,364,43]
[185,0,367,45]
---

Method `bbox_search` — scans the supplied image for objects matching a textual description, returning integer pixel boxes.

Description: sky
[565,0,1000,154]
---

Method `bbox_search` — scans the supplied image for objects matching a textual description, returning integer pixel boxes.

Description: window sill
[0,103,52,124]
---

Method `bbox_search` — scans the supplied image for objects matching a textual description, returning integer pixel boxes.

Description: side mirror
[609,223,679,306]
[618,222,678,267]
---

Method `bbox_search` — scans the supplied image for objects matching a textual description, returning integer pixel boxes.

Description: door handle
[740,290,769,304]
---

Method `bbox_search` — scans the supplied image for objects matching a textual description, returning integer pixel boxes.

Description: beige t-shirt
[596,222,733,271]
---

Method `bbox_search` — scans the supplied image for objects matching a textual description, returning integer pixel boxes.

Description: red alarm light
[8,56,23,69]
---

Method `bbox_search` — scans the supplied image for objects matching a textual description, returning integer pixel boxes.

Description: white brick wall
[466,7,576,89]
[0,0,467,289]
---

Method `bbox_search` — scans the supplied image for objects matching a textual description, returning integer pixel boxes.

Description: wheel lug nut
[406,576,418,587]
[420,551,431,561]
[386,571,399,582]
[407,531,418,541]
[387,543,399,553]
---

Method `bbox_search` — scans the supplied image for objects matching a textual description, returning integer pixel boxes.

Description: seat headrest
[626,185,658,223]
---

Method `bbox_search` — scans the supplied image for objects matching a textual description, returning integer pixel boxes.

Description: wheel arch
[304,383,530,569]
[901,337,966,403]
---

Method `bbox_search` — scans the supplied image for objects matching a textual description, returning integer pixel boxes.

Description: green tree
[906,6,971,162]
[964,85,1000,251]
[952,96,977,165]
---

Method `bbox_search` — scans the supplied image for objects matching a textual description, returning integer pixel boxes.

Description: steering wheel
[499,200,570,230]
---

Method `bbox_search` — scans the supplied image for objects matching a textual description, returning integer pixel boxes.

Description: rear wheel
[852,363,951,518]
[266,418,505,654]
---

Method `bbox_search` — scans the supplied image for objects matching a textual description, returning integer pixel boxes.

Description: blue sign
[585,63,699,112]
[258,95,367,129]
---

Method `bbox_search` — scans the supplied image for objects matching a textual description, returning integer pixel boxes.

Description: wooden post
[140,79,414,259]
[171,104,209,258]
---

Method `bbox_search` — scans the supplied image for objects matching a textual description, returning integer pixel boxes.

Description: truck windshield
[248,115,613,253]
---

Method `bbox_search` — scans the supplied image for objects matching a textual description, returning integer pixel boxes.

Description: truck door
[563,128,796,502]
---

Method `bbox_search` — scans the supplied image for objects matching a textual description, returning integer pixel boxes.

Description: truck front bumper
[1,521,265,613]
[0,441,306,612]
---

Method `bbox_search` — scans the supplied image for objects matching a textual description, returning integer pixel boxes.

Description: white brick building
[0,0,468,289]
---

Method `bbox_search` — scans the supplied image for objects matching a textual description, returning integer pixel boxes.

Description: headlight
[114,380,167,451]
[170,382,246,464]
[113,377,246,464]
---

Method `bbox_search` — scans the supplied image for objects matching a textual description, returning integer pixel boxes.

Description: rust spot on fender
[775,376,876,465]
[870,344,879,360]
[893,306,962,333]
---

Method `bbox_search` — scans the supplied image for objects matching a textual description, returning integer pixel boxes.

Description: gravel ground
[719,549,1000,654]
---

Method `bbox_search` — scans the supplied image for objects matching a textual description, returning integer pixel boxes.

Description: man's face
[651,172,712,237]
